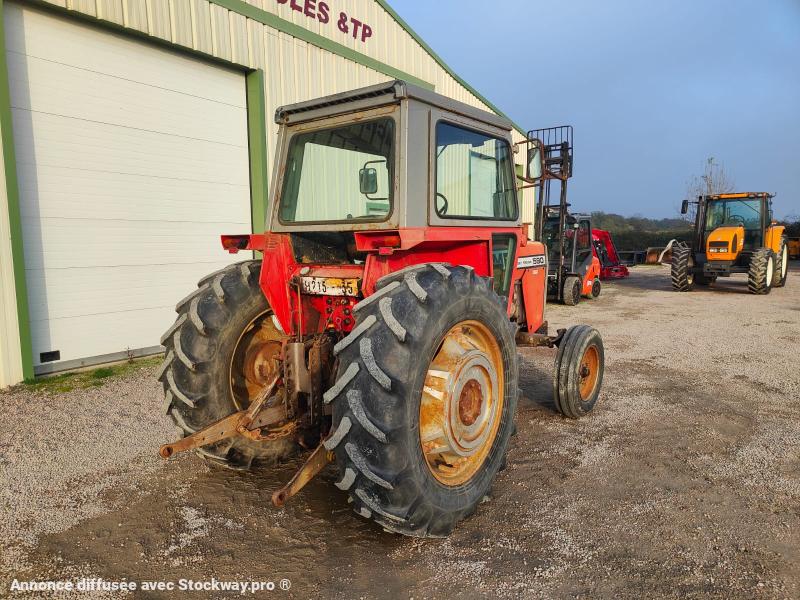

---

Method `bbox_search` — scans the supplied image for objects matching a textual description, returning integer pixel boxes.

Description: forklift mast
[528,125,574,294]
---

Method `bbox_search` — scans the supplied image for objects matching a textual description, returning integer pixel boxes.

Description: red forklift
[531,126,601,305]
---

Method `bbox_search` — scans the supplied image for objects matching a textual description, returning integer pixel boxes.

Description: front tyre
[590,278,601,299]
[671,245,694,291]
[748,248,775,295]
[325,264,518,537]
[553,325,604,419]
[563,275,582,305]
[773,237,788,288]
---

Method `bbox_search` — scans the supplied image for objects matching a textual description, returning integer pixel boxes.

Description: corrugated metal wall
[36,0,529,169]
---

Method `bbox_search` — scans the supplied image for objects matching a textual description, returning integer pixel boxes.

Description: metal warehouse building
[0,0,531,388]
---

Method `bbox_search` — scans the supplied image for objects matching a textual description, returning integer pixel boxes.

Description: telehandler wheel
[325,264,518,537]
[553,325,604,419]
[747,248,775,295]
[590,278,601,299]
[773,237,789,288]
[563,276,582,305]
[671,245,694,291]
[158,260,294,470]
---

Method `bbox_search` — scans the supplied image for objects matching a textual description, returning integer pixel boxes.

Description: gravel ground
[1,264,798,599]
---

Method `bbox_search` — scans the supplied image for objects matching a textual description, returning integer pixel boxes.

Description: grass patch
[21,355,163,394]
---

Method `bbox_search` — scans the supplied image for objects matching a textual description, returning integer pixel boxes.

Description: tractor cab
[673,192,788,293]
[239,80,536,334]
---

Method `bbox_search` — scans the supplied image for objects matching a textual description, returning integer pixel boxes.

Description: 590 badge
[517,255,546,269]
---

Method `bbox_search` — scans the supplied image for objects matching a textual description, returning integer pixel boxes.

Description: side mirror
[526,141,544,181]
[359,167,378,195]
[680,199,689,215]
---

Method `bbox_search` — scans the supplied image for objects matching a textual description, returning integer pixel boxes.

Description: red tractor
[158,81,605,537]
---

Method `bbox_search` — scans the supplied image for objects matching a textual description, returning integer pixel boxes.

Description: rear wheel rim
[419,320,504,486]
[782,250,788,278]
[578,345,600,400]
[229,310,282,410]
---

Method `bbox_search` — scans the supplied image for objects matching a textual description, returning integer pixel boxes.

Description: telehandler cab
[157,81,605,537]
[672,192,788,294]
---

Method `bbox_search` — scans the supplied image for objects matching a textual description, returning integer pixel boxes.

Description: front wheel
[590,278,601,299]
[773,237,789,288]
[671,245,694,291]
[563,275,582,305]
[553,326,604,419]
[325,264,518,537]
[748,248,775,295]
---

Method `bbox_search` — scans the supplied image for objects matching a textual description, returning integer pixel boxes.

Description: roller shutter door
[5,3,252,372]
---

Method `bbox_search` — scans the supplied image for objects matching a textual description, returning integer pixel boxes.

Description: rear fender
[220,234,267,253]
[221,233,294,334]
[765,225,785,254]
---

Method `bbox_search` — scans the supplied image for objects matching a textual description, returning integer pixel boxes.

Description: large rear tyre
[157,260,294,470]
[773,237,788,288]
[563,275,582,305]
[325,264,518,537]
[553,326,604,419]
[748,248,775,295]
[671,245,694,291]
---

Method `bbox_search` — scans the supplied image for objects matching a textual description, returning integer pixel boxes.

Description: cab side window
[435,122,517,220]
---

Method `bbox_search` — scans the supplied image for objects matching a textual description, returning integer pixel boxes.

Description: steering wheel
[436,192,449,215]
[727,214,746,226]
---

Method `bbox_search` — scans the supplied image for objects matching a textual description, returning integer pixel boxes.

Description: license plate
[300,276,360,297]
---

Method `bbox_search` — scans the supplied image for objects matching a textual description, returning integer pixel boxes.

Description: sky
[391,0,800,219]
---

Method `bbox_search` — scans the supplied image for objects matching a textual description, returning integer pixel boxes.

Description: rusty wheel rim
[419,320,504,486]
[578,345,600,401]
[229,311,282,410]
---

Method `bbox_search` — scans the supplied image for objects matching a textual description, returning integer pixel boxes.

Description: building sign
[275,0,374,43]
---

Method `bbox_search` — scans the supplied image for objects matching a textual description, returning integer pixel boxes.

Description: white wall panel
[0,132,24,388]
[5,3,249,369]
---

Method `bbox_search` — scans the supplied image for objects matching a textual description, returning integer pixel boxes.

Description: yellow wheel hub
[230,311,282,410]
[419,320,504,486]
[578,345,600,401]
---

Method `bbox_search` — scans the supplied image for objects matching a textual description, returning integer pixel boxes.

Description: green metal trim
[374,0,526,137]
[0,0,34,380]
[246,69,268,234]
[209,0,434,91]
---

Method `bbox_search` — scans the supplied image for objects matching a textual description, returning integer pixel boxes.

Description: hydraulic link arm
[159,373,290,459]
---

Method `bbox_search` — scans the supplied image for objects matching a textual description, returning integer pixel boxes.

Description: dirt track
[2,265,799,599]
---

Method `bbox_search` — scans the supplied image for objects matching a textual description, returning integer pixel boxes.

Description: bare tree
[681,157,735,222]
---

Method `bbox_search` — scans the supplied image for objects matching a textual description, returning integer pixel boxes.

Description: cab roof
[274,80,514,132]
[707,192,773,200]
